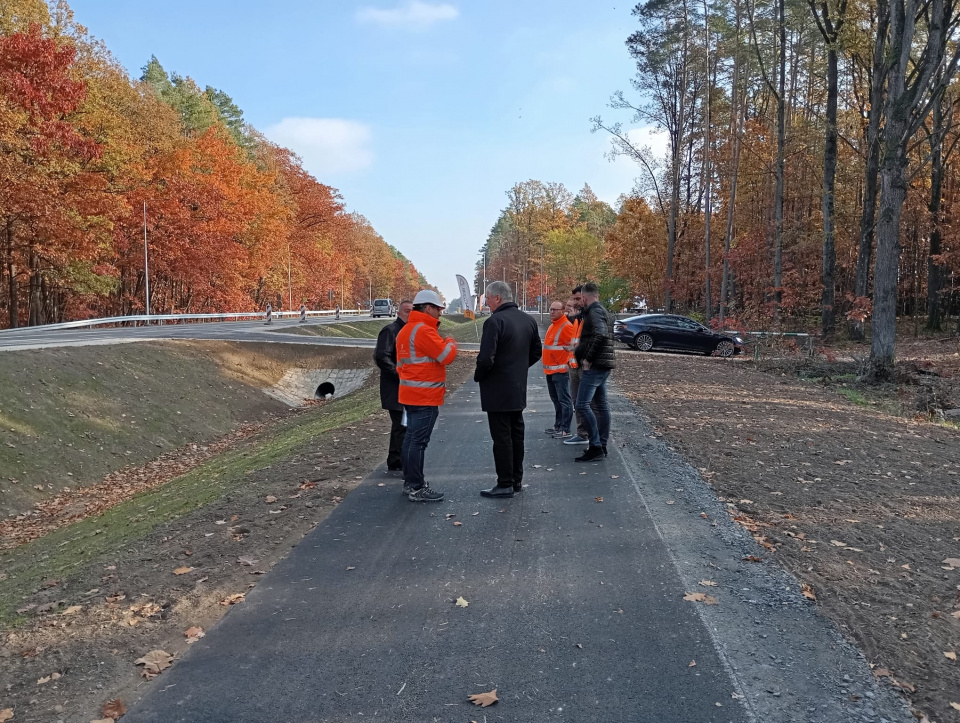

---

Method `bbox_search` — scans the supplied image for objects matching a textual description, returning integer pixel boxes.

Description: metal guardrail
[0,309,369,334]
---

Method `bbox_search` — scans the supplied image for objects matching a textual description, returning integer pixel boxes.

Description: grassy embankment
[0,384,380,624]
[274,314,488,343]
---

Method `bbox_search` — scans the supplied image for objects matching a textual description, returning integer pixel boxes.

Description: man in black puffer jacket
[573,281,616,462]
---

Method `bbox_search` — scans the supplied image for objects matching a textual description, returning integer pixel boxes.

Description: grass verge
[0,386,380,625]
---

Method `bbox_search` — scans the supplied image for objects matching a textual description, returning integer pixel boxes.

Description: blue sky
[69,0,666,301]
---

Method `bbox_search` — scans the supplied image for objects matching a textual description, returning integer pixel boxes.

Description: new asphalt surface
[122,365,913,723]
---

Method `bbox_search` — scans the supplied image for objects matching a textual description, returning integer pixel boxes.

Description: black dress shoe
[513,483,523,493]
[602,445,608,457]
[387,465,403,472]
[575,445,605,462]
[480,486,515,498]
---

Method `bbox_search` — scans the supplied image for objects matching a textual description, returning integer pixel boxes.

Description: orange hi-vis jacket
[543,316,575,375]
[396,310,459,406]
[567,317,582,369]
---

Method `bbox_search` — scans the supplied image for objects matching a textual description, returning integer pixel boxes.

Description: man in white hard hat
[395,290,458,502]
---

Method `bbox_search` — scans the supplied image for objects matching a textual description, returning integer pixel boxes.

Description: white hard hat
[413,289,445,308]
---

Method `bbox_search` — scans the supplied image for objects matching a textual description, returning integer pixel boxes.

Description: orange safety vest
[543,317,574,375]
[396,310,458,406]
[568,317,582,369]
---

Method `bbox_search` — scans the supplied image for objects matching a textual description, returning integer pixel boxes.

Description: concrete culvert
[315,382,336,399]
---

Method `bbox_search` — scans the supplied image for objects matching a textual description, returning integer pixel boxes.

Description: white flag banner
[455,275,474,313]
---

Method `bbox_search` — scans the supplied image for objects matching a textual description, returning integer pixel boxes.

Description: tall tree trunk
[665,0,691,313]
[850,2,888,341]
[4,219,17,329]
[703,0,713,322]
[721,0,745,329]
[28,249,41,327]
[773,0,786,313]
[926,93,946,330]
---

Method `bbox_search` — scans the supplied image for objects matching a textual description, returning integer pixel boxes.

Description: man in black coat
[573,282,616,462]
[474,281,542,498]
[374,299,413,471]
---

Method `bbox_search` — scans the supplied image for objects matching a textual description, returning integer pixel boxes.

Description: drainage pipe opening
[315,382,336,399]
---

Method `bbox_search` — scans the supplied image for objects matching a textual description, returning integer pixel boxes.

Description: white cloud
[264,118,374,176]
[356,1,458,29]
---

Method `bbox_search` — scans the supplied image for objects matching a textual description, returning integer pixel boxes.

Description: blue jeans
[546,373,573,432]
[576,368,611,447]
[402,405,439,489]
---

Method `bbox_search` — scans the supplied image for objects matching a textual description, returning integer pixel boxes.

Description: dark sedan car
[613,314,744,357]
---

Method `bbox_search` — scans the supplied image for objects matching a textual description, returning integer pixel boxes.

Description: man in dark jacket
[573,282,616,462]
[475,281,542,498]
[374,299,413,471]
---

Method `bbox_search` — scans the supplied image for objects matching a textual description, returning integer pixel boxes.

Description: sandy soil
[616,347,960,722]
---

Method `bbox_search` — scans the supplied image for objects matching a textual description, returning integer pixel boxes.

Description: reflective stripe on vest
[436,341,455,363]
[544,364,568,371]
[399,379,446,388]
[398,323,433,365]
[544,322,567,350]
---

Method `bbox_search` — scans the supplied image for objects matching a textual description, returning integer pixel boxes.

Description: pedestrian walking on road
[563,286,592,447]
[299,303,307,323]
[573,282,616,462]
[397,290,458,502]
[475,281,542,499]
[543,301,575,439]
[374,300,413,473]
[264,302,273,325]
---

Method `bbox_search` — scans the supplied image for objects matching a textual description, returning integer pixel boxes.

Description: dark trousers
[569,365,599,438]
[402,405,439,489]
[387,409,406,469]
[576,368,611,447]
[546,372,573,432]
[487,411,525,488]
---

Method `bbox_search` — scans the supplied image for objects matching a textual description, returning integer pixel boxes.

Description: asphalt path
[122,366,910,723]
[0,316,380,351]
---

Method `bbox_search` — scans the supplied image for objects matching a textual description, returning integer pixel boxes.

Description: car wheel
[634,332,654,352]
[715,340,735,357]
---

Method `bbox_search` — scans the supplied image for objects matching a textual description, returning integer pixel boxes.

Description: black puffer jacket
[575,301,616,370]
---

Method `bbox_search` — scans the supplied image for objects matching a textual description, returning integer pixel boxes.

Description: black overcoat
[474,302,542,412]
[374,317,406,411]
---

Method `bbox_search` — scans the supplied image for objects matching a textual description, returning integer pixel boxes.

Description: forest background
[475,0,960,381]
[0,0,436,330]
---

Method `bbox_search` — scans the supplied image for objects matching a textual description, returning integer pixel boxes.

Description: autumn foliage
[0,7,431,328]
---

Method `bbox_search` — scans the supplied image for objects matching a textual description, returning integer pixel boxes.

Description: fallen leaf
[377,483,385,487]
[62,605,82,615]
[689,660,696,667]
[611,475,619,479]
[945,651,957,661]
[220,593,245,606]
[700,512,709,519]
[953,611,960,619]
[184,626,205,643]
[468,689,498,707]
[445,513,456,520]
[0,709,12,723]
[453,521,463,526]
[743,555,763,562]
[91,719,114,723]
[237,556,258,567]
[575,643,583,649]
[37,676,50,685]
[101,699,126,719]
[173,566,193,575]
[683,592,707,602]
[801,583,816,600]
[942,558,960,569]
[265,495,277,504]
[830,540,847,547]
[595,497,604,503]
[472,511,480,516]
[699,580,718,587]
[901,564,911,570]
[950,702,960,711]
[134,650,173,679]
[666,500,675,505]
[346,566,356,571]
[455,596,469,608]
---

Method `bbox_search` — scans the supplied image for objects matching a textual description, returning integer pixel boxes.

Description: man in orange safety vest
[396,289,458,502]
[542,300,576,439]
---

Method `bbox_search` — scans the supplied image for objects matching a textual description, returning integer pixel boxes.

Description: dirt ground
[0,354,475,723]
[616,345,960,722]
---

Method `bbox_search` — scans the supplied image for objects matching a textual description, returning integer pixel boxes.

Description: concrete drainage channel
[265,368,373,406]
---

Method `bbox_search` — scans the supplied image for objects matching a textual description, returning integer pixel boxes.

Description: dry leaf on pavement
[942,558,960,569]
[455,596,469,608]
[595,497,604,503]
[468,689,498,707]
[950,702,960,711]
[184,626,204,643]
[684,592,707,602]
[62,605,82,615]
[945,651,957,661]
[220,593,245,606]
[830,540,847,547]
[134,650,173,679]
[801,583,816,600]
[689,660,696,667]
[237,556,258,566]
[453,521,463,526]
[90,719,114,723]
[0,709,11,722]
[699,580,718,587]
[265,495,277,503]
[101,699,126,719]
[173,566,193,575]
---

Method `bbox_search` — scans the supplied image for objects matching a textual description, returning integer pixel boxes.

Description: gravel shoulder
[615,349,960,723]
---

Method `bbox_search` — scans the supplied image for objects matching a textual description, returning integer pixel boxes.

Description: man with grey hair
[474,281,542,498]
